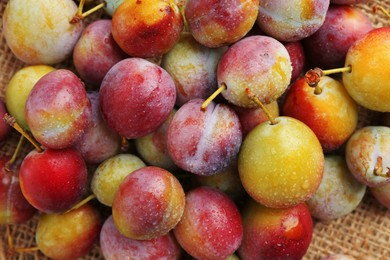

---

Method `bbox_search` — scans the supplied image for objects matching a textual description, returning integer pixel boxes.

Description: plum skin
[100,215,182,259]
[238,201,313,260]
[167,99,242,176]
[185,0,259,48]
[25,69,92,150]
[112,166,185,240]
[173,186,243,260]
[111,0,183,58]
[238,116,324,208]
[19,148,88,214]
[99,58,176,139]
[282,76,359,153]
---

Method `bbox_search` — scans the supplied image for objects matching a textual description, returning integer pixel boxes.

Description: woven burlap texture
[1,0,390,259]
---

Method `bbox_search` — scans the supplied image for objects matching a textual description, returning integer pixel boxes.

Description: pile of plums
[1,0,390,259]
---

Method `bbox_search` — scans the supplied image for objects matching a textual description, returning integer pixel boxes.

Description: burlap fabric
[0,0,389,259]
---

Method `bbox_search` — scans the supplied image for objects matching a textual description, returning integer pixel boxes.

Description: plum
[112,166,185,240]
[217,35,292,108]
[257,0,330,42]
[161,33,227,107]
[167,99,242,176]
[36,203,102,260]
[192,159,245,201]
[73,19,128,87]
[306,155,366,220]
[283,41,306,83]
[345,126,390,187]
[303,5,374,69]
[75,92,121,165]
[185,0,259,48]
[5,65,55,130]
[371,183,390,210]
[91,153,146,207]
[25,69,91,150]
[2,0,83,64]
[342,27,390,112]
[99,58,176,139]
[100,215,182,259]
[238,200,313,260]
[135,109,177,172]
[19,148,89,213]
[0,156,36,224]
[282,76,359,153]
[111,0,183,58]
[239,116,324,208]
[173,186,243,260]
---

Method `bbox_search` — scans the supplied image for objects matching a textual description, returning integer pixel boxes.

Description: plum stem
[305,66,352,88]
[6,225,14,255]
[373,156,390,177]
[5,136,24,172]
[121,137,129,152]
[3,114,43,153]
[70,1,106,24]
[245,88,277,125]
[82,2,106,18]
[201,83,226,111]
[177,0,189,32]
[64,194,96,214]
[373,5,390,18]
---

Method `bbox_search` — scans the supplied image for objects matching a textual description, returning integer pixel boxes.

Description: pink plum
[167,99,242,176]
[99,58,176,139]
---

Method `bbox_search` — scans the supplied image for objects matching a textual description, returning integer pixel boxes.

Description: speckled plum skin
[238,201,313,260]
[257,0,330,42]
[173,186,243,260]
[135,109,177,172]
[306,155,366,221]
[5,65,55,130]
[283,41,306,83]
[192,159,245,201]
[185,0,259,48]
[343,27,390,112]
[3,0,83,64]
[303,5,373,69]
[36,203,102,260]
[217,35,292,108]
[0,157,36,224]
[91,153,146,207]
[167,99,242,176]
[238,116,324,208]
[161,33,227,106]
[19,148,88,214]
[112,0,183,58]
[101,216,182,259]
[25,69,92,150]
[112,166,185,240]
[345,126,390,187]
[75,92,121,165]
[99,58,176,139]
[73,19,128,87]
[371,183,390,210]
[282,76,359,153]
